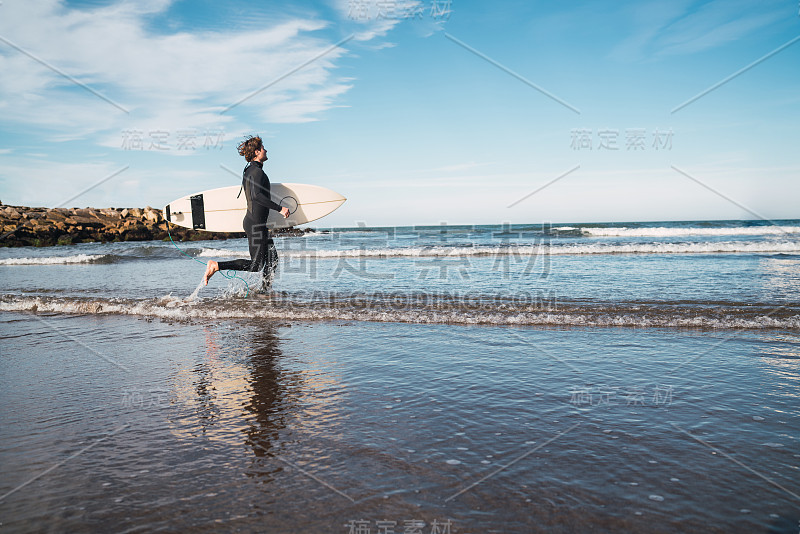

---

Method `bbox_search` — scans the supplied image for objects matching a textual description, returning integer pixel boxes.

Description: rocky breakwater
[0,203,308,247]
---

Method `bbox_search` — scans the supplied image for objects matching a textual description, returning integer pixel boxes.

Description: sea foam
[0,254,109,265]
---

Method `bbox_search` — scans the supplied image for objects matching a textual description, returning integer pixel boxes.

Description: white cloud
[330,0,429,41]
[0,0,359,146]
[609,0,785,61]
[656,6,783,56]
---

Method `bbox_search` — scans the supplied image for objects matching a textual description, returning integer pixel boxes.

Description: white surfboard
[164,183,346,232]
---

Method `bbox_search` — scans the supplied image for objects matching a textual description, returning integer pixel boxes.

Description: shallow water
[1,220,799,532]
[1,221,799,330]
[1,313,798,532]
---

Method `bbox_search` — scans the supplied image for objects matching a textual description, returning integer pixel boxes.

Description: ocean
[1,219,799,532]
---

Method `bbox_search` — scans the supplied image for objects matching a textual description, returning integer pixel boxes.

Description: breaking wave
[2,293,798,331]
[0,254,112,265]
[196,240,800,259]
[575,226,800,237]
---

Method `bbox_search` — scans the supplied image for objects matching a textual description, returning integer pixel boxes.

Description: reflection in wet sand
[241,326,291,460]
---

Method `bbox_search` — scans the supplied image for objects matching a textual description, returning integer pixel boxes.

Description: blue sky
[0,0,797,226]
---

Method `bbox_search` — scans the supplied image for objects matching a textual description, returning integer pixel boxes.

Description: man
[202,136,290,289]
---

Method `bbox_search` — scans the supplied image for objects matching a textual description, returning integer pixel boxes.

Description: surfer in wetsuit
[202,136,290,289]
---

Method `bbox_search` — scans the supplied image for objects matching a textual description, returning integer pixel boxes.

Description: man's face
[256,145,268,162]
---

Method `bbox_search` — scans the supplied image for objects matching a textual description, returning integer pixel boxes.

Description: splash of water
[185,280,206,301]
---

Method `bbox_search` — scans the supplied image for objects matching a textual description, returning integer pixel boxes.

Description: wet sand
[1,313,798,532]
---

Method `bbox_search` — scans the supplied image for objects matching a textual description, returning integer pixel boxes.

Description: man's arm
[246,167,282,212]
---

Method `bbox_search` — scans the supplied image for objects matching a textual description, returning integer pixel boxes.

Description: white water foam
[198,248,249,258]
[0,254,108,265]
[269,240,800,258]
[2,296,798,330]
[3,240,798,266]
[578,226,800,237]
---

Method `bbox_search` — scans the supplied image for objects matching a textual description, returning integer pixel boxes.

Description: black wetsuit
[217,161,282,287]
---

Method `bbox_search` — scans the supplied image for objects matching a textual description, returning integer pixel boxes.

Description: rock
[143,206,161,222]
[0,203,305,247]
[46,209,67,220]
[3,207,21,218]
[100,209,121,218]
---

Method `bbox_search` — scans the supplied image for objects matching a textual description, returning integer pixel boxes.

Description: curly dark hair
[237,135,263,162]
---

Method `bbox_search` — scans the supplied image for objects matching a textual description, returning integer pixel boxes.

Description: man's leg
[261,236,278,290]
[207,219,264,284]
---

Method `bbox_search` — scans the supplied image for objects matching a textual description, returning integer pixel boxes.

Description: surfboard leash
[164,221,250,298]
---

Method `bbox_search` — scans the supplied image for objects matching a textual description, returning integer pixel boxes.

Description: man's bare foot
[202,260,219,285]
